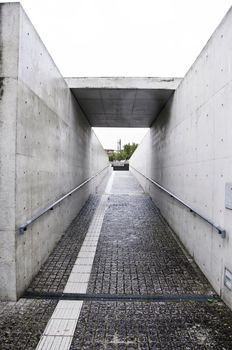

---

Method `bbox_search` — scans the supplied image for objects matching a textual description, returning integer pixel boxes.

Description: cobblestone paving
[68,172,232,349]
[27,195,100,293]
[87,174,212,296]
[0,195,100,350]
[0,299,57,350]
[2,172,232,349]
[70,300,232,350]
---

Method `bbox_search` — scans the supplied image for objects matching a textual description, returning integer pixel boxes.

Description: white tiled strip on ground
[36,172,114,350]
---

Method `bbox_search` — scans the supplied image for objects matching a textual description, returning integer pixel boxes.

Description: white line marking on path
[36,172,114,350]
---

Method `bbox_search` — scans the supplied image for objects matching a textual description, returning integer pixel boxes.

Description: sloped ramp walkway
[0,172,232,349]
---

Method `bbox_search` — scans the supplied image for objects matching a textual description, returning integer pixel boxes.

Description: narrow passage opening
[93,127,149,170]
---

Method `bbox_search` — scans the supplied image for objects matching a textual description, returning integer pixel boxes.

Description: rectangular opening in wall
[93,127,148,171]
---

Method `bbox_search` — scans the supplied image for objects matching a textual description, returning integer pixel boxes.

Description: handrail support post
[218,229,226,239]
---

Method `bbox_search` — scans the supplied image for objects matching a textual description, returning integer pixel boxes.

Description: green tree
[122,142,138,159]
[109,153,116,162]
[108,142,138,161]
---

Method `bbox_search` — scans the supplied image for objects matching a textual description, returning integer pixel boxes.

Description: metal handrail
[19,165,109,234]
[130,166,226,238]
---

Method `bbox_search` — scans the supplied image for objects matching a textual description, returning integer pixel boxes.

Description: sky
[2,0,231,149]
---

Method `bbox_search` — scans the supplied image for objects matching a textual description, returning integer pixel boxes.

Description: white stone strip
[105,170,114,194]
[36,172,114,350]
[63,193,109,294]
[36,336,72,350]
[36,301,83,350]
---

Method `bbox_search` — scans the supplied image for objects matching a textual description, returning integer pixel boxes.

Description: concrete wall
[131,7,232,309]
[0,3,109,300]
[0,3,19,300]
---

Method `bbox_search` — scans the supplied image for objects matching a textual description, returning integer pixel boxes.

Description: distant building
[117,139,121,152]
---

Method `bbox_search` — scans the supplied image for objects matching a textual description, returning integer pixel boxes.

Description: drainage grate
[23,291,221,303]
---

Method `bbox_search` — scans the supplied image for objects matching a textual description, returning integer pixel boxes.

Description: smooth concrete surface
[66,77,181,89]
[0,3,109,300]
[0,3,20,300]
[66,77,181,127]
[130,6,232,310]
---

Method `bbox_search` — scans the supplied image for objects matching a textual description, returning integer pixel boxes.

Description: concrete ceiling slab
[65,77,181,127]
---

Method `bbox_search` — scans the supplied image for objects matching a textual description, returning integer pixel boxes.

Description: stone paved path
[1,171,232,349]
[87,193,212,296]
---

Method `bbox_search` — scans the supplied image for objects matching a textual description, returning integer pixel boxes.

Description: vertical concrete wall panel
[0,3,109,300]
[14,6,109,298]
[131,7,232,310]
[0,3,20,300]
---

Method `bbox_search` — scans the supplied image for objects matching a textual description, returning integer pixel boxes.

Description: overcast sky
[2,0,231,149]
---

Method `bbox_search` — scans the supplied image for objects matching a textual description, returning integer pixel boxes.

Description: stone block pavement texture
[1,171,232,349]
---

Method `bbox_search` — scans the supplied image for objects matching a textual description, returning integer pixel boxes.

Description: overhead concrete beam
[65,77,182,128]
[65,77,181,90]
